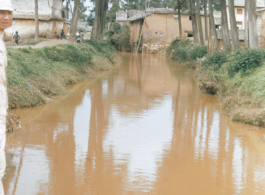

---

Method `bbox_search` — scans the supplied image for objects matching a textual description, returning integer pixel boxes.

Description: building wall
[137,14,209,44]
[130,20,142,43]
[4,20,64,40]
[53,0,63,18]
[12,0,54,16]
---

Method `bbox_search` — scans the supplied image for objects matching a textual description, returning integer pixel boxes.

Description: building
[118,8,209,53]
[4,0,67,40]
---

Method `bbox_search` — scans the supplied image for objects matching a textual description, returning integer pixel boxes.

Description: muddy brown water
[3,53,265,195]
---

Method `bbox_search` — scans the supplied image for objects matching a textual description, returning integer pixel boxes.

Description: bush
[107,22,122,49]
[29,40,44,45]
[227,49,265,77]
[107,23,130,51]
[170,40,207,63]
[202,52,228,71]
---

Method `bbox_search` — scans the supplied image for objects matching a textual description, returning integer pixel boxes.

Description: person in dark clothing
[60,29,64,39]
[13,31,20,46]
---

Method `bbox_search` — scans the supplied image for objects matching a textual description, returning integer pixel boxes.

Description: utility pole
[35,0,39,40]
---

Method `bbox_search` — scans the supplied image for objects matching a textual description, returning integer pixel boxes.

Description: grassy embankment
[167,40,265,127]
[7,39,118,109]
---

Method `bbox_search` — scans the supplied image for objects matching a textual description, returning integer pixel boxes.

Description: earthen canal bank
[3,53,265,195]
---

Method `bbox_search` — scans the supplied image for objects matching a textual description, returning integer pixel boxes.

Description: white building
[4,0,67,40]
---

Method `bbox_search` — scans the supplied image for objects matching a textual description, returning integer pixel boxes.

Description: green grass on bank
[29,40,45,45]
[7,39,117,109]
[168,40,265,126]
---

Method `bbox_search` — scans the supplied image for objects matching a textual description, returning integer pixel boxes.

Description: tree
[244,0,249,48]
[35,0,39,40]
[69,0,81,42]
[208,0,219,50]
[106,2,122,23]
[221,0,231,51]
[204,0,208,40]
[196,0,204,45]
[175,0,188,39]
[78,0,89,21]
[248,0,258,48]
[190,0,199,43]
[228,0,240,51]
[92,0,109,39]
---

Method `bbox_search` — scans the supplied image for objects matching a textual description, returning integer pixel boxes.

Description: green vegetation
[107,22,130,51]
[168,40,207,68]
[7,40,118,109]
[29,40,44,45]
[168,41,265,126]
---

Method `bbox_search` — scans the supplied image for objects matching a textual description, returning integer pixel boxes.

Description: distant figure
[13,31,20,46]
[55,32,59,39]
[60,29,64,39]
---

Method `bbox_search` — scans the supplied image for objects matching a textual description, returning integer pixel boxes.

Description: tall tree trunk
[190,0,199,43]
[244,0,249,48]
[228,0,240,51]
[35,0,39,40]
[177,2,182,39]
[249,0,258,48]
[66,0,69,21]
[204,0,208,40]
[69,0,81,42]
[208,0,219,50]
[196,0,204,45]
[221,0,231,52]
[92,0,109,39]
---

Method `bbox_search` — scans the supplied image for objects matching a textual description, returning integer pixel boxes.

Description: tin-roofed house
[4,0,66,40]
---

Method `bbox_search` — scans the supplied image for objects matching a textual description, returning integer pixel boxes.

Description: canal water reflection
[3,53,265,195]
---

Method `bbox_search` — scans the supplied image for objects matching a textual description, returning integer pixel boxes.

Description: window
[237,9,243,14]
[236,22,243,30]
[189,16,192,20]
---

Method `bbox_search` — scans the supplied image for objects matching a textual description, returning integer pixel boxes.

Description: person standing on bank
[60,29,64,39]
[0,0,13,194]
[13,31,20,46]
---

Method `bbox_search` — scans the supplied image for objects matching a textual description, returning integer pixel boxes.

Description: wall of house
[141,14,209,44]
[261,11,265,48]
[53,0,63,18]
[4,20,64,40]
[12,0,54,16]
[130,20,142,43]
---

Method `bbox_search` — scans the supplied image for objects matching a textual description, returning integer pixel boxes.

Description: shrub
[107,23,130,51]
[107,22,122,49]
[29,40,44,45]
[227,49,265,77]
[170,40,207,63]
[202,52,228,71]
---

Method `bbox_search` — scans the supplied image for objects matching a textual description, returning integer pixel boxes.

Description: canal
[3,53,265,195]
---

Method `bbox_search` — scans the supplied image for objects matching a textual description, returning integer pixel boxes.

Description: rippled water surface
[3,53,265,195]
